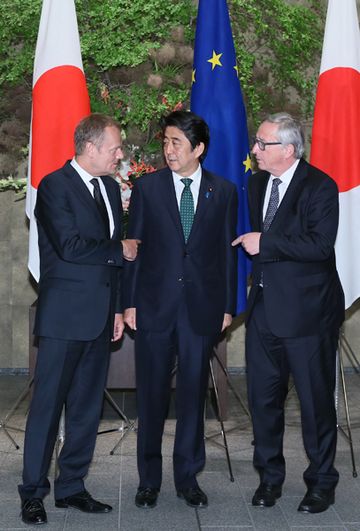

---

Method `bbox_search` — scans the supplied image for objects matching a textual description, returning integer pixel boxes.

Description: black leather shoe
[135,487,159,508]
[55,490,112,513]
[252,483,282,507]
[177,486,208,508]
[298,488,335,514]
[21,498,47,525]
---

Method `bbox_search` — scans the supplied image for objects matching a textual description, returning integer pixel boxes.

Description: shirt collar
[71,158,99,184]
[172,164,202,185]
[271,159,300,186]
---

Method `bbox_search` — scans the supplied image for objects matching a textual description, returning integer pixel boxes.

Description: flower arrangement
[115,159,156,212]
[115,159,156,234]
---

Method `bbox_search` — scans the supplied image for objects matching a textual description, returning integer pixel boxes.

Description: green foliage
[77,0,194,69]
[230,0,325,124]
[0,177,27,195]
[0,0,41,84]
[0,0,326,160]
[94,84,188,132]
[0,0,194,84]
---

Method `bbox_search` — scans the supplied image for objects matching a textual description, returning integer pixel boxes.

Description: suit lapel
[268,158,308,232]
[63,162,119,237]
[253,172,269,231]
[160,168,185,241]
[63,162,99,217]
[101,176,122,239]
[188,170,215,241]
[159,168,216,243]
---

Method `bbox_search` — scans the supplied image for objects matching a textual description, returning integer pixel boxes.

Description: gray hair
[74,113,121,155]
[265,112,304,158]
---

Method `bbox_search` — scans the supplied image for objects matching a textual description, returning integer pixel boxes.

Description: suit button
[183,251,189,257]
[106,259,115,264]
[178,277,183,282]
[106,282,110,287]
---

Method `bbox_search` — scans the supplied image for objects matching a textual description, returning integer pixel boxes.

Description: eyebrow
[164,135,181,141]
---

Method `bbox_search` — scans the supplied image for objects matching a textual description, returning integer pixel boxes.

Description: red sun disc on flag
[31,65,90,189]
[311,67,360,193]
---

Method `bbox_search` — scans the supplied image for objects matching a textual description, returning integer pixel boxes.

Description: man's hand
[124,307,136,330]
[122,239,141,261]
[112,313,124,342]
[221,313,233,332]
[232,232,261,255]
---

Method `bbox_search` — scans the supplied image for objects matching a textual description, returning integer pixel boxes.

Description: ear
[194,142,205,159]
[86,141,96,159]
[284,143,295,159]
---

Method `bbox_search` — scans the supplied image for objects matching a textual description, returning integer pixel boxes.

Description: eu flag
[191,0,251,315]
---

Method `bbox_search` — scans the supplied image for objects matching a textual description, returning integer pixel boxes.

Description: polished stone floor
[1,371,360,530]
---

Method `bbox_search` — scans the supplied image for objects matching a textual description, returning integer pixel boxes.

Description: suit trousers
[18,324,111,501]
[246,290,339,490]
[135,298,216,491]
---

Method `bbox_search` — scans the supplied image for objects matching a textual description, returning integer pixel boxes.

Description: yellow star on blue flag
[207,50,223,70]
[191,0,252,314]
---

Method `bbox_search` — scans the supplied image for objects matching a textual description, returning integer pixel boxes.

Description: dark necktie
[263,178,282,232]
[90,178,110,237]
[180,178,194,242]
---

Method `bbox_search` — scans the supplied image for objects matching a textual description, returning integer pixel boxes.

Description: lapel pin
[205,187,213,199]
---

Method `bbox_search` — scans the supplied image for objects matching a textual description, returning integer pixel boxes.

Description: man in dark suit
[18,113,139,525]
[232,112,344,514]
[123,111,237,509]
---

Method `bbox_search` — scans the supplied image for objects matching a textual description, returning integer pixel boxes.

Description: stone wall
[0,191,37,370]
[1,187,360,372]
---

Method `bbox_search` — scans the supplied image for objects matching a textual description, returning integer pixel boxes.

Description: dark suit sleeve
[122,179,144,309]
[112,183,124,313]
[260,177,339,263]
[223,184,238,314]
[36,175,124,266]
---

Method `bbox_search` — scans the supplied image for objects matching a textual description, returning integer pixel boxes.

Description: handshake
[121,239,141,261]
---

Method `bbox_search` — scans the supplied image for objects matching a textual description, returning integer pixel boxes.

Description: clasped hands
[121,238,141,261]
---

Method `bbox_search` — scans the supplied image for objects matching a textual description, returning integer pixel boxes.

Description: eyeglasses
[252,137,282,151]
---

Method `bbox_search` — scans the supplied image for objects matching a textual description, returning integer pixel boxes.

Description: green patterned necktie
[180,178,194,242]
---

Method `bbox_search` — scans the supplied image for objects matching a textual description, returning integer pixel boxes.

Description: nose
[164,142,173,156]
[251,143,258,155]
[116,147,124,160]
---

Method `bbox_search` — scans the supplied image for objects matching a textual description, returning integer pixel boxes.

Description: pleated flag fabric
[311,0,360,309]
[26,0,90,281]
[191,0,251,314]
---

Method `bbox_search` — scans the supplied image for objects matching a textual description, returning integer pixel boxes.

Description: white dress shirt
[172,164,202,211]
[71,158,115,237]
[262,159,300,220]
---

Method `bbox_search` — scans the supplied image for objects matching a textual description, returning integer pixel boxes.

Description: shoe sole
[55,501,68,509]
[21,517,47,526]
[135,501,157,509]
[177,492,208,508]
[252,500,277,507]
[252,493,282,508]
[55,501,112,513]
[298,496,335,514]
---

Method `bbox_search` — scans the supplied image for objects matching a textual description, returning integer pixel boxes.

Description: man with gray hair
[18,113,139,525]
[232,112,344,514]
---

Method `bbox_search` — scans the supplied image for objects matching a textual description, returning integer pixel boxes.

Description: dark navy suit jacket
[34,161,124,341]
[246,158,344,337]
[124,167,238,335]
